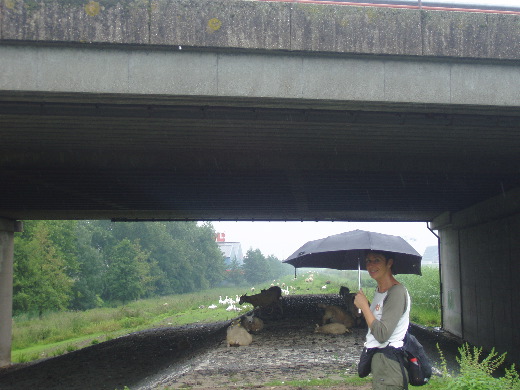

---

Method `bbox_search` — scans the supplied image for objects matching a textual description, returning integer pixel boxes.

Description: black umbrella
[283,229,422,276]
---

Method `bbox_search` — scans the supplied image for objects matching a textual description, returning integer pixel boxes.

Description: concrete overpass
[1,0,519,368]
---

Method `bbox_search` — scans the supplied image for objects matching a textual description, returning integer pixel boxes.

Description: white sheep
[305,273,314,283]
[240,314,264,333]
[318,303,356,329]
[226,320,253,347]
[314,323,350,335]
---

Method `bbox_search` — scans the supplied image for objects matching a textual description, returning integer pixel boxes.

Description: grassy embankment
[12,267,440,364]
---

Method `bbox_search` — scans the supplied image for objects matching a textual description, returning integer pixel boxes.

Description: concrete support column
[0,218,22,367]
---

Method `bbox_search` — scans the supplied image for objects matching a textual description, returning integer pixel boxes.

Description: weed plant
[430,343,520,390]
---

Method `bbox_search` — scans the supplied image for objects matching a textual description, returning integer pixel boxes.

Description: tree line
[13,220,293,316]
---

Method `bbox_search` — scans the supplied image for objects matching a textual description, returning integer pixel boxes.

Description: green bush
[399,266,441,326]
[435,343,520,390]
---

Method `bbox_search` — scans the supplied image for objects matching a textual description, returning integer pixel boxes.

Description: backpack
[402,331,432,386]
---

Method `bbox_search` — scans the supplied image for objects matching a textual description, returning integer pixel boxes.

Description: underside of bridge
[1,93,519,222]
[1,0,520,370]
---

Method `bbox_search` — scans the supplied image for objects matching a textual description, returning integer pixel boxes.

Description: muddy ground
[0,294,464,390]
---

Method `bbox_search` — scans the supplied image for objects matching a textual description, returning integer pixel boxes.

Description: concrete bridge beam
[1,45,520,108]
[0,219,22,367]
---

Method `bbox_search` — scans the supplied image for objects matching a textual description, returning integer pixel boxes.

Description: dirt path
[146,319,368,389]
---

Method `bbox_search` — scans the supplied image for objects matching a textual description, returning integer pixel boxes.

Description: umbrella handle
[358,259,361,314]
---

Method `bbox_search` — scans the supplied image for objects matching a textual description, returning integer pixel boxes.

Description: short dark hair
[366,250,394,261]
[366,250,395,273]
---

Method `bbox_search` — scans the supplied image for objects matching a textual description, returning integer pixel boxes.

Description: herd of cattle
[226,285,366,347]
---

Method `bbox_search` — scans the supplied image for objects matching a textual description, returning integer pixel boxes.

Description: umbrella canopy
[283,230,422,275]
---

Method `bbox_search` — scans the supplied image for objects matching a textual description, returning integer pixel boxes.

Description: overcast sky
[206,221,438,260]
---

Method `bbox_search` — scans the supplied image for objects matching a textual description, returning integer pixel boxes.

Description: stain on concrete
[84,0,100,16]
[3,0,15,10]
[207,17,221,32]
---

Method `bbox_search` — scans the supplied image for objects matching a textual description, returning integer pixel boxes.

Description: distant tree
[189,222,226,289]
[266,254,294,280]
[103,238,152,303]
[69,221,106,310]
[108,221,175,294]
[106,221,225,295]
[44,220,79,273]
[226,257,245,285]
[13,221,73,316]
[242,248,271,285]
[13,219,228,313]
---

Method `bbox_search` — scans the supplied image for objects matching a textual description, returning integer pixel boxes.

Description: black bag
[358,329,432,387]
[402,332,432,386]
[357,347,376,378]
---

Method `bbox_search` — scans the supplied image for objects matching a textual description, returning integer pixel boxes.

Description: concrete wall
[439,227,462,337]
[433,188,520,365]
[1,0,519,60]
[0,219,21,366]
